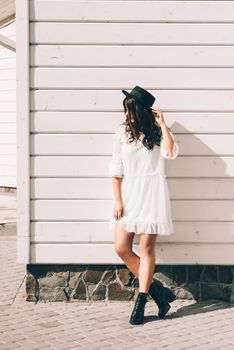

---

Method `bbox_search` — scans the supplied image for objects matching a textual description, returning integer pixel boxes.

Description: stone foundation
[26,264,234,303]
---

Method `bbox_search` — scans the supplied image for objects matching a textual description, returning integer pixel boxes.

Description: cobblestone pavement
[0,232,234,350]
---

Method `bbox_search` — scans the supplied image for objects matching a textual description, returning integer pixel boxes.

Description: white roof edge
[0,0,15,29]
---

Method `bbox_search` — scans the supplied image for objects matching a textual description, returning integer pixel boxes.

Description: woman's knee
[140,242,155,256]
[115,243,132,258]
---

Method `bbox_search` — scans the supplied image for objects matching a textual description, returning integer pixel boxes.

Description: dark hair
[121,96,162,150]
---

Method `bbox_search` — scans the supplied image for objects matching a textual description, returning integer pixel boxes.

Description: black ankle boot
[129,292,148,325]
[148,280,176,319]
[150,279,177,302]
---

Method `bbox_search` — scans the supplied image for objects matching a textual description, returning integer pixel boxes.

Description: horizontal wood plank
[31,111,234,133]
[0,176,16,188]
[31,133,234,155]
[0,165,16,176]
[0,57,15,69]
[31,199,234,221]
[30,67,234,89]
[30,1,234,22]
[0,90,16,101]
[0,134,16,143]
[0,145,16,155]
[31,221,234,244]
[0,68,15,80]
[0,49,14,59]
[31,46,234,67]
[30,90,234,112]
[0,124,16,133]
[30,243,234,265]
[0,112,16,122]
[30,23,234,45]
[0,102,16,112]
[31,156,234,177]
[0,80,16,91]
[0,155,16,166]
[31,178,234,200]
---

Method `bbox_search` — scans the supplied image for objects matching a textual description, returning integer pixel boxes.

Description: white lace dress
[108,124,179,235]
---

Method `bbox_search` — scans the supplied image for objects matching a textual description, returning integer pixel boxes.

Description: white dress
[108,124,179,235]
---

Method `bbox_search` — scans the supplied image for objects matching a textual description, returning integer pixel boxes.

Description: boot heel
[158,303,171,319]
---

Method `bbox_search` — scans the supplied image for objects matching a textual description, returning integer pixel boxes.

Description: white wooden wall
[17,0,234,264]
[0,21,16,187]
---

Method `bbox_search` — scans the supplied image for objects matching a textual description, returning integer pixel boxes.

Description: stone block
[101,268,116,285]
[38,272,69,289]
[117,268,134,287]
[25,273,37,296]
[39,287,68,302]
[152,272,171,287]
[201,282,232,302]
[83,266,105,284]
[71,279,87,300]
[171,266,187,286]
[187,265,203,283]
[174,282,200,300]
[90,284,106,301]
[202,266,218,282]
[218,266,233,284]
[68,271,82,289]
[108,282,134,301]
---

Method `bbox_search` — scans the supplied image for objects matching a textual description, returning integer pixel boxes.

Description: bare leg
[114,221,157,285]
[138,233,157,293]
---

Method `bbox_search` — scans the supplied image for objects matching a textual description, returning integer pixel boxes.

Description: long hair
[121,96,163,150]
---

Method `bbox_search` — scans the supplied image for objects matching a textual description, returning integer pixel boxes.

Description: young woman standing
[108,86,179,325]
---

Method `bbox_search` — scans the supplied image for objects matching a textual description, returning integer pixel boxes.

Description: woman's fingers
[119,207,123,218]
[152,108,161,120]
[113,207,123,220]
[152,109,165,125]
[152,107,160,114]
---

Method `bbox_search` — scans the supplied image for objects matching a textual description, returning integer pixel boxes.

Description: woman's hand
[113,199,124,221]
[151,108,165,127]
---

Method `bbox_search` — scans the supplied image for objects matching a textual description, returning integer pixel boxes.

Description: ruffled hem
[108,218,174,235]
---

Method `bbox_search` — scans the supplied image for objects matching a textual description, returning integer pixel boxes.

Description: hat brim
[122,90,132,98]
[121,89,154,110]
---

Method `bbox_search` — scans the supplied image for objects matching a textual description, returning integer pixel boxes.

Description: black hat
[122,85,155,110]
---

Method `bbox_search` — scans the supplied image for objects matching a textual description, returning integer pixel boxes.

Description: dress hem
[108,219,174,235]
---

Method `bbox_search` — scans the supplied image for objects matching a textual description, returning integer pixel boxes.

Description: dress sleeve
[108,126,124,177]
[160,130,179,160]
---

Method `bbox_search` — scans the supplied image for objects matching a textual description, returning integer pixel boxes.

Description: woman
[108,86,179,325]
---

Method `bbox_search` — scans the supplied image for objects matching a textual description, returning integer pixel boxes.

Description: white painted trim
[0,33,16,51]
[16,0,30,264]
[0,15,15,30]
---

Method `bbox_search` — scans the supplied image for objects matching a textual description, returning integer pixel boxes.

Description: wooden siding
[0,21,16,187]
[17,0,234,264]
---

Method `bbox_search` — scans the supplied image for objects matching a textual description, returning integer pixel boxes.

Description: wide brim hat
[122,85,155,110]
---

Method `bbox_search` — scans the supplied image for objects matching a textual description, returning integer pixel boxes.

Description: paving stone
[0,237,234,350]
